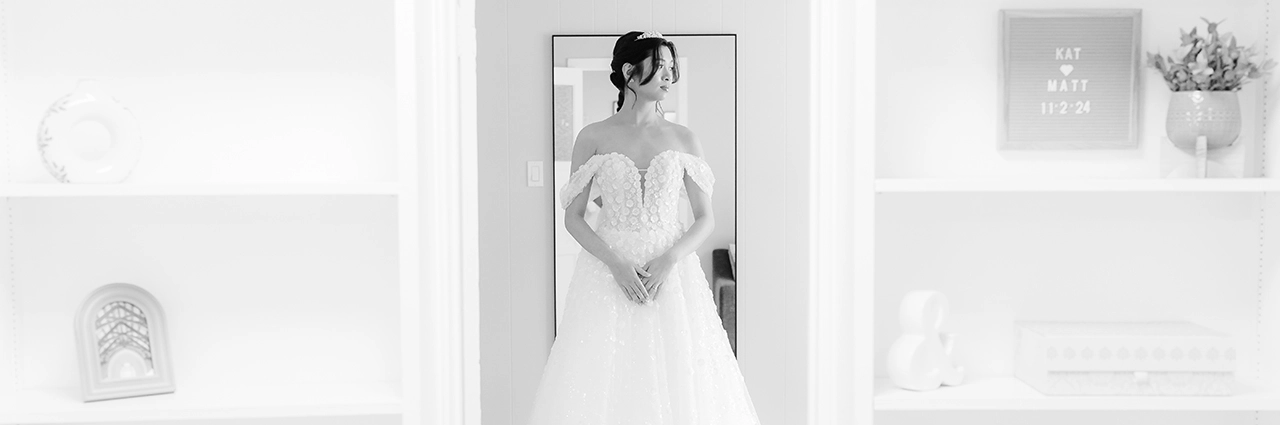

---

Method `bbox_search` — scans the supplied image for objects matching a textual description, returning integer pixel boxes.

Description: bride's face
[630,46,675,102]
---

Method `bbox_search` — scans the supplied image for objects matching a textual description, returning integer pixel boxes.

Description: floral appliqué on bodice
[560,150,714,232]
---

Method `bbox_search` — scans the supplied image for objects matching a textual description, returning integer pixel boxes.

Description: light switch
[527,161,544,187]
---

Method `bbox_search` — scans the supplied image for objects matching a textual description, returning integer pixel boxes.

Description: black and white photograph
[539,32,749,423]
[4,0,1280,425]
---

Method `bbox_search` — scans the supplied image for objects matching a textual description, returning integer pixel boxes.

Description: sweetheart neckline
[586,149,694,207]
[559,148,714,210]
[589,149,690,171]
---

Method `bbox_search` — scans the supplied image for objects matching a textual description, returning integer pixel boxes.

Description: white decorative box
[1014,322,1235,396]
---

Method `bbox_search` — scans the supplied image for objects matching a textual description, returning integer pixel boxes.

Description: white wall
[476,1,811,425]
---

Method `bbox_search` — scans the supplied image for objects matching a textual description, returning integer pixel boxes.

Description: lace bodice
[560,149,714,232]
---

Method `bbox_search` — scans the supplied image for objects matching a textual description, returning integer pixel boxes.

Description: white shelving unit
[0,183,403,198]
[848,0,1280,423]
[0,0,470,423]
[873,378,1280,411]
[877,178,1280,193]
[4,383,401,424]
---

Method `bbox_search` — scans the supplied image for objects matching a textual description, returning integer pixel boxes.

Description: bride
[528,31,759,425]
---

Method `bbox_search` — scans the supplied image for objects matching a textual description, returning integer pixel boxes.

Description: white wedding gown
[528,150,759,425]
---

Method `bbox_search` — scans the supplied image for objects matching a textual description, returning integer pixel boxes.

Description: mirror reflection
[552,34,737,349]
[532,32,750,423]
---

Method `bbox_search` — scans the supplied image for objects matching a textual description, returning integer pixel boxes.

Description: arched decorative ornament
[74,283,175,402]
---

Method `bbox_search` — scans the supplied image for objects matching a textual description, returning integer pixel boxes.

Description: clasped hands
[609,253,677,305]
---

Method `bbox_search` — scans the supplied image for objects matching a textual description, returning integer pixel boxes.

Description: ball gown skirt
[527,150,759,425]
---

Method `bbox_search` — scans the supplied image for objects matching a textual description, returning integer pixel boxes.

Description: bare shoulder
[664,121,704,156]
[579,121,612,144]
[572,122,611,156]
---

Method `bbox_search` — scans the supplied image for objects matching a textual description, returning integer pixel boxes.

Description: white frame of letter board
[998,9,1142,150]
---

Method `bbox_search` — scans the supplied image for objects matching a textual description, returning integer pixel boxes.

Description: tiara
[635,31,664,41]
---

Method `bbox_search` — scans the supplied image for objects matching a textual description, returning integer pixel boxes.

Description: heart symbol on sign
[1060,64,1074,77]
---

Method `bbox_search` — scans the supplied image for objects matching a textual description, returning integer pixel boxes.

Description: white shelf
[0,183,402,197]
[1,382,401,424]
[876,178,1280,193]
[874,377,1280,411]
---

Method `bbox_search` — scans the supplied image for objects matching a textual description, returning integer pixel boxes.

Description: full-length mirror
[551,34,737,352]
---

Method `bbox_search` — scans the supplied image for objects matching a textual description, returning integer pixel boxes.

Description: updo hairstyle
[610,31,680,112]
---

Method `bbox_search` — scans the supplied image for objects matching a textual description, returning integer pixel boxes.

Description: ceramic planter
[1165,90,1241,151]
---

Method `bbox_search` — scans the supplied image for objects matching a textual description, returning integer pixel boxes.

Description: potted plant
[1148,18,1275,155]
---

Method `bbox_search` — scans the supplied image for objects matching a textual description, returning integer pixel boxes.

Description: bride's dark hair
[610,31,680,112]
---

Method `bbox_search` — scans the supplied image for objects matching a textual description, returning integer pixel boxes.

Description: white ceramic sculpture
[886,290,965,391]
[74,283,175,402]
[37,79,142,183]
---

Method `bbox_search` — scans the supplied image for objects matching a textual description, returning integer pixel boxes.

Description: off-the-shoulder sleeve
[560,156,604,209]
[680,153,715,197]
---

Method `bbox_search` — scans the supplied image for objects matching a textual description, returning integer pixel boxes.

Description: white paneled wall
[476,1,811,425]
